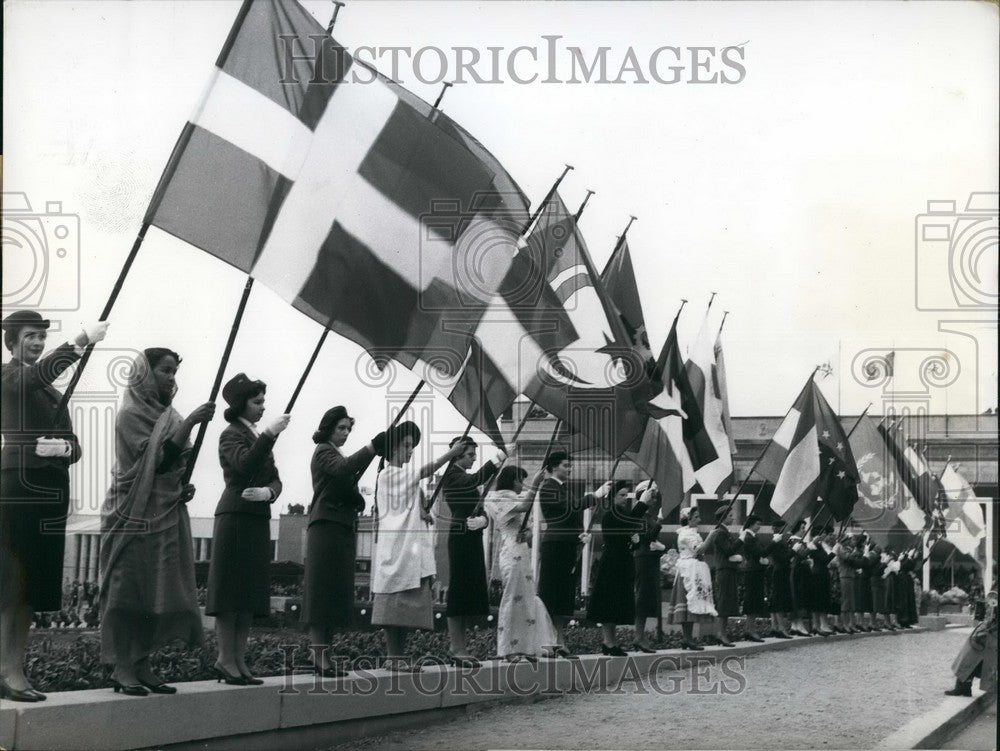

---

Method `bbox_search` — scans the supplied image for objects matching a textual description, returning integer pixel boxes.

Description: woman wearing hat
[666,506,718,650]
[372,422,465,672]
[303,406,383,677]
[1,311,108,701]
[632,481,665,652]
[205,374,289,685]
[100,348,215,695]
[766,519,794,638]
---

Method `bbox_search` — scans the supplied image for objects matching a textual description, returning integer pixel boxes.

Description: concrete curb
[0,626,935,751]
[875,689,996,749]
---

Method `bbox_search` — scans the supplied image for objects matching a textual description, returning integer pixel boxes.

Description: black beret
[317,405,354,434]
[222,372,265,407]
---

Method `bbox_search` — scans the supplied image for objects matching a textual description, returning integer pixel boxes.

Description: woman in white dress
[372,421,464,672]
[484,465,557,662]
[666,506,717,650]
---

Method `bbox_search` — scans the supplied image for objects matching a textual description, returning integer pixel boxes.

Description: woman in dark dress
[739,514,768,642]
[854,535,876,631]
[766,520,794,638]
[805,534,834,636]
[302,407,381,676]
[788,521,811,636]
[632,482,665,652]
[206,374,288,685]
[587,481,646,655]
[870,546,887,629]
[1,312,107,702]
[897,547,921,627]
[882,550,901,629]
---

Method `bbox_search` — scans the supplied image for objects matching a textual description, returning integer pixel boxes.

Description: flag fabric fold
[940,463,987,559]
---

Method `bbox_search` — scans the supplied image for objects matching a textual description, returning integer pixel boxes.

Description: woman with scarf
[205,373,289,685]
[483,465,555,662]
[99,348,215,696]
[666,506,717,650]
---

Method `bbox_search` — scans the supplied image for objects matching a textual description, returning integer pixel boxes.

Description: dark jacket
[214,421,282,517]
[632,504,663,559]
[705,525,744,571]
[742,530,768,572]
[835,545,862,579]
[441,461,498,534]
[308,442,376,528]
[538,477,584,541]
[1,344,82,475]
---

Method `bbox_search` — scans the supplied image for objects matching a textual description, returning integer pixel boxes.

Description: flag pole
[181,276,255,485]
[718,311,729,337]
[706,292,717,311]
[54,222,151,422]
[574,190,595,221]
[432,81,453,111]
[599,216,638,277]
[521,164,574,235]
[422,417,474,514]
[326,0,346,33]
[516,417,564,539]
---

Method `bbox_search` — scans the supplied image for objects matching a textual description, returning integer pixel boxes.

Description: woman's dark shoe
[138,679,177,694]
[816,630,833,638]
[832,625,847,634]
[0,679,41,703]
[680,640,704,651]
[717,638,736,647]
[112,680,149,697]
[554,646,580,660]
[745,635,765,643]
[601,643,628,657]
[25,688,47,700]
[213,663,250,685]
[944,680,973,697]
[240,672,265,685]
[632,642,656,654]
[775,631,793,639]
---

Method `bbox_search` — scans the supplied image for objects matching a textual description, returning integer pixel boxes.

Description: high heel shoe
[680,640,704,651]
[449,655,481,669]
[112,680,149,697]
[0,678,41,703]
[240,672,265,685]
[717,638,736,647]
[213,663,250,685]
[600,643,628,657]
[632,642,656,654]
[138,679,177,694]
[25,688,47,700]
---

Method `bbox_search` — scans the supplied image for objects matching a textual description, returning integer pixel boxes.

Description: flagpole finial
[574,189,595,221]
[327,1,346,33]
[717,310,730,336]
[432,81,454,111]
[620,215,638,240]
[707,292,717,310]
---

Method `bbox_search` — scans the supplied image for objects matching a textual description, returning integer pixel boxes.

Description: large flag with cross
[143,0,577,445]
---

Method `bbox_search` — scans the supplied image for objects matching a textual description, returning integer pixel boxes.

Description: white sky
[3,0,998,518]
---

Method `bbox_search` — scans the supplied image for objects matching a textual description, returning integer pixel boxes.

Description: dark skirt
[790,561,811,615]
[871,579,886,615]
[539,538,579,617]
[855,575,874,613]
[0,468,69,611]
[302,520,356,628]
[809,568,832,613]
[205,513,271,617]
[828,569,841,615]
[713,568,740,617]
[769,566,793,613]
[743,570,767,617]
[446,529,489,617]
[634,555,661,619]
[839,577,856,614]
[883,573,898,616]
[588,544,634,624]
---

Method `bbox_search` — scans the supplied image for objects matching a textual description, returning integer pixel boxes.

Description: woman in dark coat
[587,481,646,655]
[766,520,794,638]
[870,546,887,629]
[788,522,811,636]
[302,407,381,676]
[854,535,876,631]
[441,435,501,667]
[807,535,834,635]
[1,312,107,702]
[882,551,901,629]
[206,374,288,685]
[632,482,665,652]
[897,547,921,627]
[739,515,768,642]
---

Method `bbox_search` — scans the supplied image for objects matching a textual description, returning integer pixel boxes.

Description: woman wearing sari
[99,348,215,696]
[483,465,556,662]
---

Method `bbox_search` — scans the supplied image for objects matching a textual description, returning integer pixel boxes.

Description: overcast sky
[3,0,997,517]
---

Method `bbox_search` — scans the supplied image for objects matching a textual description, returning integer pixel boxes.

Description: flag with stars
[756,377,859,524]
[521,193,655,458]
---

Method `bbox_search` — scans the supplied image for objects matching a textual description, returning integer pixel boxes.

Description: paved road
[329,628,970,751]
[941,697,997,751]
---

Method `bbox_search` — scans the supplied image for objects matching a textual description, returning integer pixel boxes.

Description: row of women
[666,505,925,650]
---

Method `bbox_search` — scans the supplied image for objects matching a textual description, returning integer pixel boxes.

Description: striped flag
[521,194,654,457]
[143,0,572,444]
[756,378,859,524]
[940,464,986,558]
[876,421,935,515]
[684,313,734,494]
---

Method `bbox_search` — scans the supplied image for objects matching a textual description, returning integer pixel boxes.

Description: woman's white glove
[241,487,274,502]
[75,321,110,348]
[262,414,291,437]
[578,532,592,544]
[649,540,666,553]
[466,515,488,531]
[35,437,72,458]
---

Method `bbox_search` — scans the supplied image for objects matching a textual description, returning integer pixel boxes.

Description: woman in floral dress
[484,465,556,662]
[666,506,717,650]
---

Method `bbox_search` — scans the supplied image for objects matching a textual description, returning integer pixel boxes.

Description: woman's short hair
[223,382,266,423]
[449,435,476,450]
[312,405,354,444]
[496,465,527,491]
[544,450,569,472]
[610,479,630,497]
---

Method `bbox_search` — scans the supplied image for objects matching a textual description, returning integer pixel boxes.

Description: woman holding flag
[666,506,717,650]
